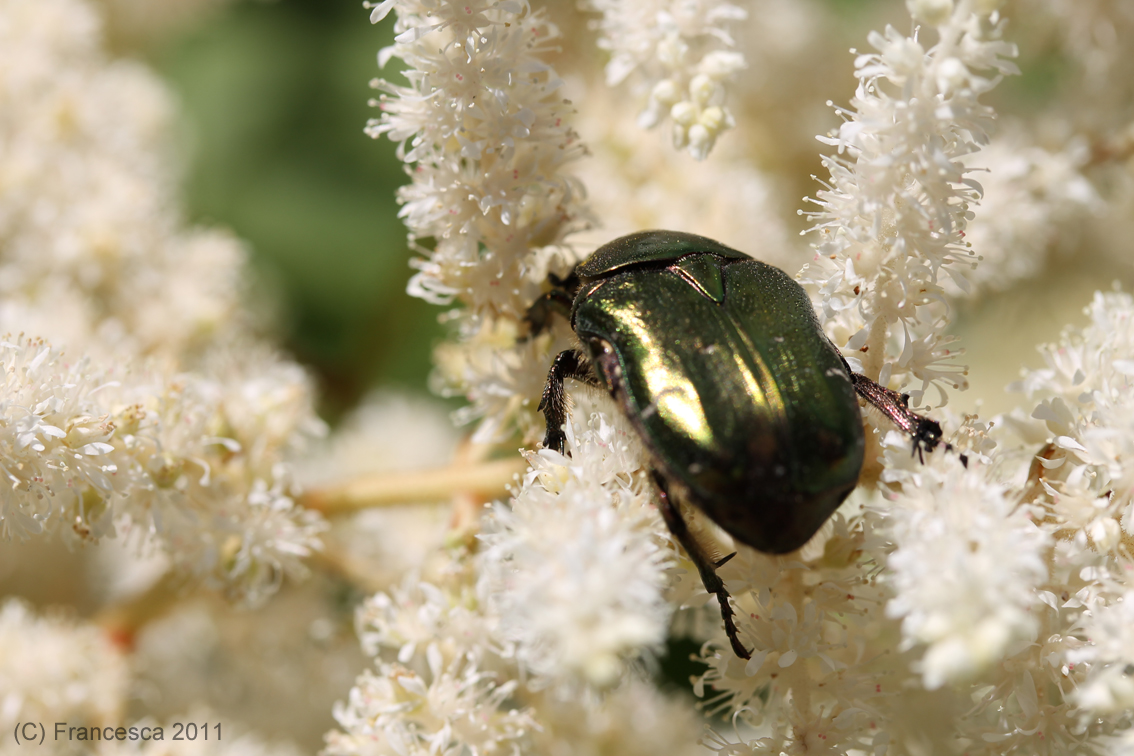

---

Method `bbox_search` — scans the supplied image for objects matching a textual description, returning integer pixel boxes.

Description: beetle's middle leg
[538,350,598,453]
[651,471,752,660]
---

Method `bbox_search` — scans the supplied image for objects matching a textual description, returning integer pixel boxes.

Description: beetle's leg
[650,471,752,660]
[548,269,580,292]
[847,371,945,459]
[714,552,737,568]
[538,349,596,453]
[523,290,574,340]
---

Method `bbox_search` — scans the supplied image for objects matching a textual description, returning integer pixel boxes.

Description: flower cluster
[867,290,1134,753]
[959,132,1099,295]
[583,0,747,159]
[693,518,898,754]
[482,401,672,687]
[881,432,1049,690]
[0,0,246,363]
[800,0,1018,406]
[999,290,1134,741]
[0,336,325,604]
[1010,290,1134,542]
[366,0,590,443]
[0,0,326,605]
[680,4,1134,752]
[570,84,798,269]
[351,1,1134,754]
[11,0,1134,751]
[326,395,698,753]
[0,598,127,735]
[0,599,301,756]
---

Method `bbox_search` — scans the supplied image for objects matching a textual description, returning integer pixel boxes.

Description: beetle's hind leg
[538,350,598,453]
[650,471,751,660]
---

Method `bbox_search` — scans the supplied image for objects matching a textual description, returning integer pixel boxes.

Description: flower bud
[650,79,680,106]
[906,0,953,26]
[688,124,713,161]
[670,101,698,127]
[689,74,718,107]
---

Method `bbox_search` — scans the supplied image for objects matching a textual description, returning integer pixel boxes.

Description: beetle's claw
[542,426,567,454]
[909,417,944,464]
[728,633,752,660]
[714,552,738,568]
[699,567,751,660]
[717,594,751,660]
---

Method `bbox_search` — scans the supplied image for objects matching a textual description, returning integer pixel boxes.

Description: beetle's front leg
[847,370,945,460]
[538,349,596,453]
[650,471,751,660]
[523,290,574,340]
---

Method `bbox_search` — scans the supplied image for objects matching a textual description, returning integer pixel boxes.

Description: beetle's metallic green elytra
[531,229,945,658]
[575,233,864,554]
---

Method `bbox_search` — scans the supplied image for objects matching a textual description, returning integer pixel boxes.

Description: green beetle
[529,230,949,660]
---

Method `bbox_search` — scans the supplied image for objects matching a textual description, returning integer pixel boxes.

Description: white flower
[482,404,672,687]
[800,2,1018,406]
[1071,590,1134,713]
[330,568,532,756]
[0,337,125,542]
[1009,291,1134,545]
[0,598,128,732]
[960,131,1099,296]
[327,655,534,756]
[0,336,326,605]
[570,85,800,271]
[0,0,326,604]
[881,434,1048,689]
[585,0,747,159]
[530,680,704,756]
[353,0,1134,753]
[354,576,499,670]
[368,0,590,442]
[690,509,901,753]
[106,346,326,605]
[0,0,248,363]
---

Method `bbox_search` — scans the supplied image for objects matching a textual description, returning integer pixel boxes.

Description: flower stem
[301,457,528,514]
[94,572,187,651]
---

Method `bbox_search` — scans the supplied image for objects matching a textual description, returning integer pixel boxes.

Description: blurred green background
[145,0,1125,423]
[153,0,440,419]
